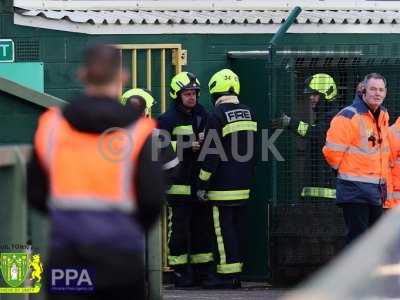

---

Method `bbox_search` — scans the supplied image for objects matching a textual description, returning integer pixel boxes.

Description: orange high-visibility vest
[323,104,390,186]
[385,117,400,208]
[34,107,156,212]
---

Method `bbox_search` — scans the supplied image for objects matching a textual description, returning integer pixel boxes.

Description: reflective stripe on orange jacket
[385,117,400,208]
[34,107,156,212]
[322,95,390,204]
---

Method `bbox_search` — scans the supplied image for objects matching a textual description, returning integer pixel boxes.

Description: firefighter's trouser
[167,202,213,267]
[211,205,243,275]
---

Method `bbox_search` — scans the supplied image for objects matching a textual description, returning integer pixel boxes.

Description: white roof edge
[13,0,400,11]
[14,14,400,34]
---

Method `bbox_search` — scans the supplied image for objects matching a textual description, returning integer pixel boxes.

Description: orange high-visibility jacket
[385,117,400,208]
[34,107,156,212]
[322,96,390,204]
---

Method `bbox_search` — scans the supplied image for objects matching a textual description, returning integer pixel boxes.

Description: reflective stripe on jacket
[158,103,208,203]
[322,95,390,205]
[385,117,400,208]
[197,97,257,205]
[35,107,156,212]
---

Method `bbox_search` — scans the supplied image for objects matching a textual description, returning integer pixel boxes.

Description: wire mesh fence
[268,50,400,284]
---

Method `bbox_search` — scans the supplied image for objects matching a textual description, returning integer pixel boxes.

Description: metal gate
[114,44,187,114]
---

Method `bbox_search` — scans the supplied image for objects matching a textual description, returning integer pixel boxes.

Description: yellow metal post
[132,49,137,88]
[147,49,152,91]
[160,49,166,113]
[118,49,123,95]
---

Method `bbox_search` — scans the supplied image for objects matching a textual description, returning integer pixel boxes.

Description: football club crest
[1,253,29,287]
[0,252,43,294]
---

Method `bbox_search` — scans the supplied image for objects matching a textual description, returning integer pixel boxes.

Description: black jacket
[158,102,208,203]
[196,97,257,206]
[289,99,338,195]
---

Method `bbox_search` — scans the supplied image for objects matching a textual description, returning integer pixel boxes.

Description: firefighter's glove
[271,113,291,129]
[196,190,208,202]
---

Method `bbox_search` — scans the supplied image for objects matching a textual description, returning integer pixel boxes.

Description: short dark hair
[82,44,121,85]
[128,96,146,115]
[363,73,387,88]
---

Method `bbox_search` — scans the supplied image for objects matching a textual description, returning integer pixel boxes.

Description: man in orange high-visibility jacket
[27,45,165,300]
[385,117,400,209]
[323,73,390,244]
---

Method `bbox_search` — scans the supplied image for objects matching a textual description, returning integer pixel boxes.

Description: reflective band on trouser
[172,125,194,135]
[199,169,212,181]
[213,206,227,270]
[167,185,191,195]
[301,187,336,199]
[222,121,257,137]
[168,254,188,266]
[171,141,177,152]
[297,121,309,137]
[208,189,250,201]
[167,206,173,255]
[338,173,384,184]
[212,206,243,274]
[190,253,213,264]
[217,262,243,274]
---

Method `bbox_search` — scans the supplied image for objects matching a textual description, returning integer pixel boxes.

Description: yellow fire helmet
[304,73,337,102]
[169,71,200,100]
[208,68,240,96]
[121,88,155,115]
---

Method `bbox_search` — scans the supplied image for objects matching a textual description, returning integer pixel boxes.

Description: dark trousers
[48,286,140,300]
[341,203,383,244]
[211,205,243,276]
[168,202,213,267]
[47,246,146,300]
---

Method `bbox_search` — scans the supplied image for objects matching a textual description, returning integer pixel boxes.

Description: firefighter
[323,73,390,244]
[196,68,257,289]
[385,117,400,209]
[121,88,155,117]
[121,88,179,188]
[158,72,212,287]
[27,44,164,300]
[271,73,338,200]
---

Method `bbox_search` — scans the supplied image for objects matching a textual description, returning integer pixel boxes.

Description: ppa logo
[49,268,95,293]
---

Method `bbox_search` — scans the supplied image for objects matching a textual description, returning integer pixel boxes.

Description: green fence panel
[0,146,28,300]
[230,58,269,280]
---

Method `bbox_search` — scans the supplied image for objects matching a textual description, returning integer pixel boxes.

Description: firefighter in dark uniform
[272,73,338,200]
[196,69,257,289]
[158,71,212,287]
[121,88,179,188]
